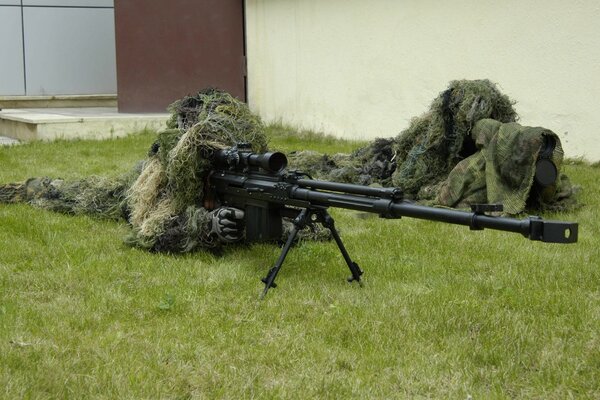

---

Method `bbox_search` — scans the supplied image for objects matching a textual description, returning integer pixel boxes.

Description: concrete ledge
[0,94,117,109]
[0,136,20,146]
[0,107,169,141]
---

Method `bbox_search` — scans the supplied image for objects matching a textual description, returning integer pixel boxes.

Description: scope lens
[535,159,558,187]
[266,152,287,172]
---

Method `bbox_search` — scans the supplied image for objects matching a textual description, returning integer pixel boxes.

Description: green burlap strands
[288,138,397,186]
[389,79,518,197]
[288,79,577,214]
[0,174,135,219]
[290,79,518,192]
[122,88,268,251]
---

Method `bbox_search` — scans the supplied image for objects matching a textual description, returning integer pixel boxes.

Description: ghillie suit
[0,89,270,252]
[289,79,577,214]
[0,174,137,219]
[124,89,268,252]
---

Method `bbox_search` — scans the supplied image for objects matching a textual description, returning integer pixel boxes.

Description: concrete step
[0,107,169,141]
[0,94,117,109]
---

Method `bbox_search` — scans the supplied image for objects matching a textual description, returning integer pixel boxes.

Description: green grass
[1,129,599,399]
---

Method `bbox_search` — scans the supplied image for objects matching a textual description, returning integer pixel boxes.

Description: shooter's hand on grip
[211,207,245,243]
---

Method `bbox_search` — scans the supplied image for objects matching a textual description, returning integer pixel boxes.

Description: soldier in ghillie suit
[288,79,577,214]
[0,89,270,253]
[0,82,577,251]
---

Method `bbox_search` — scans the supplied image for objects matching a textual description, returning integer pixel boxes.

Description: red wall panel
[114,0,245,112]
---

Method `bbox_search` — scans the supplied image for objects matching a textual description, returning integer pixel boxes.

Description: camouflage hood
[436,119,577,214]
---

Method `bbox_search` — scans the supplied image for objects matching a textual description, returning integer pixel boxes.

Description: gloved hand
[211,207,245,243]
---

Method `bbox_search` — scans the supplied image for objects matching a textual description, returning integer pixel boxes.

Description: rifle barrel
[289,186,577,244]
[296,178,401,199]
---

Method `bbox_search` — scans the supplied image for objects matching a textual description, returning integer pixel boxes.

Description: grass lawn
[0,128,598,399]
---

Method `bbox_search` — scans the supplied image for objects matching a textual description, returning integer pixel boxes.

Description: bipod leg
[319,210,363,286]
[261,208,309,298]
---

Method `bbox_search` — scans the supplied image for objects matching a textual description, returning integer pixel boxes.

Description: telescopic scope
[215,148,288,173]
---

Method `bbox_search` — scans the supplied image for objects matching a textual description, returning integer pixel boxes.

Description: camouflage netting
[288,79,577,214]
[289,138,397,186]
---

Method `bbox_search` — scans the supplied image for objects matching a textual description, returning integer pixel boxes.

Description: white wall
[246,0,600,161]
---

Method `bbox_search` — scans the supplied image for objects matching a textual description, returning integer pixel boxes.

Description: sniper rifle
[206,144,578,298]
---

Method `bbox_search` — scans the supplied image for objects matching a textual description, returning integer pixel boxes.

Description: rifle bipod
[261,208,364,298]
